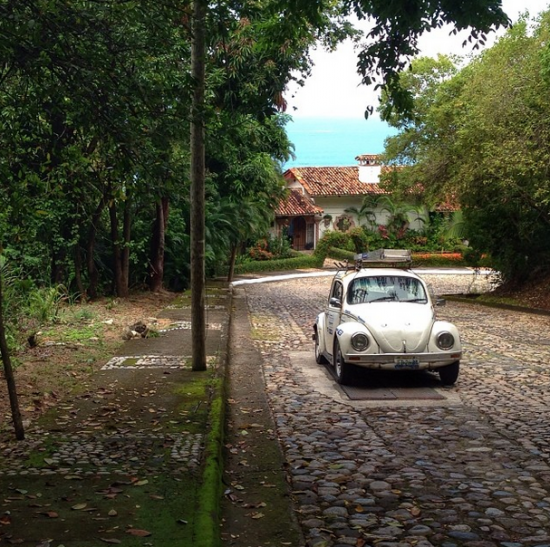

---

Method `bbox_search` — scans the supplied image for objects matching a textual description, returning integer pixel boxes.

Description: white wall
[358,165,381,184]
[316,196,427,240]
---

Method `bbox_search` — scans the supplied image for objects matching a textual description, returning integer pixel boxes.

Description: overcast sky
[285,1,550,118]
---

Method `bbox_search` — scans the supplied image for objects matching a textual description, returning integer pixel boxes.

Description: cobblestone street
[240,272,550,547]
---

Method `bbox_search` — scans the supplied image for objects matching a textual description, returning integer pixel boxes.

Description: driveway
[237,272,550,547]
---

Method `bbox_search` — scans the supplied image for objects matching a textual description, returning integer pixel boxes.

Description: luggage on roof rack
[354,249,412,269]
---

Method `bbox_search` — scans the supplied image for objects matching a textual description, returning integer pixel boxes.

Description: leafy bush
[326,247,355,261]
[248,239,273,261]
[233,254,323,274]
[266,233,293,259]
[348,227,370,253]
[314,231,352,259]
[246,233,293,262]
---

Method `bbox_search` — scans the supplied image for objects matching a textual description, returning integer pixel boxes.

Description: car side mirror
[329,297,342,308]
[428,284,445,306]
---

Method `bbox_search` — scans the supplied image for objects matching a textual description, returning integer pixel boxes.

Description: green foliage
[27,286,67,324]
[347,227,370,253]
[380,11,550,285]
[233,254,323,275]
[0,0,513,303]
[314,231,352,259]
[326,247,355,262]
[263,233,293,259]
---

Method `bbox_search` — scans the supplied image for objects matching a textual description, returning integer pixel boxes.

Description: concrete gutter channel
[1,267,528,547]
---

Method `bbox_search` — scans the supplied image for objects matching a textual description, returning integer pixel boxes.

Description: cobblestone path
[243,274,550,547]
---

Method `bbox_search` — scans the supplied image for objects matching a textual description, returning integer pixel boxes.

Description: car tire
[314,330,328,364]
[439,361,460,385]
[334,339,352,385]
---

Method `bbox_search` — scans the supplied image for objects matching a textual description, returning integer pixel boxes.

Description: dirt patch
[494,273,550,312]
[0,290,176,438]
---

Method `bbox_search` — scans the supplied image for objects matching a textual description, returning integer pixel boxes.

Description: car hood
[356,303,434,353]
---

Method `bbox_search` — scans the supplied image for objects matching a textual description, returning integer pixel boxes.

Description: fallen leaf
[108,510,118,517]
[71,503,87,511]
[100,539,122,544]
[126,529,151,537]
[41,511,59,519]
[242,501,267,509]
[134,480,149,487]
[250,512,264,520]
[0,514,12,525]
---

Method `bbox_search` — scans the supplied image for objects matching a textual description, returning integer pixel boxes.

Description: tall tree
[190,0,207,372]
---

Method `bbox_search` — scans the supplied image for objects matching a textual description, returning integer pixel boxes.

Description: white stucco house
[274,154,426,250]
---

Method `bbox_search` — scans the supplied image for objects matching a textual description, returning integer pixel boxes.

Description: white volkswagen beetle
[313,250,462,386]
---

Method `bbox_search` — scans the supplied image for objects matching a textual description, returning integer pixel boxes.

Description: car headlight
[436,331,455,350]
[351,333,369,351]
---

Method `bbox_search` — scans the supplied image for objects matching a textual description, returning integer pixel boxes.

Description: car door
[325,279,344,357]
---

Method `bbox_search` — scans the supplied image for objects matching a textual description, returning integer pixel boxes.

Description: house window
[306,223,314,248]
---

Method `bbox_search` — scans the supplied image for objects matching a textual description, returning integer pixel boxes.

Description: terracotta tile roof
[276,189,324,217]
[285,167,386,197]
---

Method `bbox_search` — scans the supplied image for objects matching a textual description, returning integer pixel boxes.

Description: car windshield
[347,275,427,305]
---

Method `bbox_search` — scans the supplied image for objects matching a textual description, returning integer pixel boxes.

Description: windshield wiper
[369,296,397,303]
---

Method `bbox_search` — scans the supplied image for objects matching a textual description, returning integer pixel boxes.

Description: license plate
[394,358,419,369]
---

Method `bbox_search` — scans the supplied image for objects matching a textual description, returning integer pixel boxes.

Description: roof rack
[354,249,412,269]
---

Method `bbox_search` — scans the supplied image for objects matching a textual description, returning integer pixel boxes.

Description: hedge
[231,248,493,276]
[233,254,324,275]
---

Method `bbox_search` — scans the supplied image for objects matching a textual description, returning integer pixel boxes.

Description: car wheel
[314,330,328,364]
[334,339,352,385]
[439,361,460,385]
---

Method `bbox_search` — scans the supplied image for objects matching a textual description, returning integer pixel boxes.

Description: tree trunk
[190,0,207,372]
[227,243,237,283]
[148,197,169,292]
[0,267,24,440]
[74,244,85,300]
[109,203,126,297]
[120,198,131,297]
[87,196,107,300]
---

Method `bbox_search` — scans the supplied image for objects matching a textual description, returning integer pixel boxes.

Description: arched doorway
[290,217,307,250]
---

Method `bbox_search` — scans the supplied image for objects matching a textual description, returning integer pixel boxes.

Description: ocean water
[284,116,396,168]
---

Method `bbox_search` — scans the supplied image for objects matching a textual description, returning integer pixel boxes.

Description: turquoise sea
[284,116,396,168]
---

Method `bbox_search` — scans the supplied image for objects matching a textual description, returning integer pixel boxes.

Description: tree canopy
[380,10,550,284]
[280,0,509,115]
[0,0,514,297]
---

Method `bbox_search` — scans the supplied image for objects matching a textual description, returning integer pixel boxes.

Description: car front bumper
[343,351,462,370]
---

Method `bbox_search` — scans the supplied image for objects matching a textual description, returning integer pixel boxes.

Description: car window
[330,280,343,303]
[347,276,427,304]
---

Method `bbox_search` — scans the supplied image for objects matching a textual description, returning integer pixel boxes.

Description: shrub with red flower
[249,239,273,261]
[378,225,389,239]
